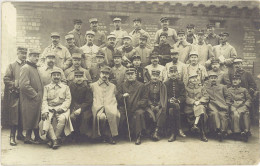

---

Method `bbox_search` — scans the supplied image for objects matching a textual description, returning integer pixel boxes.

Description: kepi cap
[85,31,95,36]
[160,17,169,22]
[113,17,121,22]
[208,71,218,77]
[28,48,41,55]
[89,18,98,23]
[133,18,142,22]
[140,34,148,40]
[45,51,56,58]
[72,53,82,59]
[107,34,116,40]
[177,30,185,35]
[65,34,74,40]
[151,69,161,76]
[100,66,111,73]
[17,47,27,53]
[160,32,168,37]
[169,65,178,72]
[51,68,62,75]
[186,24,195,29]
[50,32,60,37]
[73,19,83,24]
[189,51,199,57]
[125,68,136,74]
[122,35,132,40]
[189,73,198,79]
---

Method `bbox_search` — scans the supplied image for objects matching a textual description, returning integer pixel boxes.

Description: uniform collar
[49,81,62,89]
[73,29,81,35]
[26,61,38,68]
[16,59,24,65]
[71,65,83,72]
[51,43,62,49]
[98,79,109,86]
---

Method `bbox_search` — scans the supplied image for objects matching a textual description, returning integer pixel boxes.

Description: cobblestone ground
[1,125,259,165]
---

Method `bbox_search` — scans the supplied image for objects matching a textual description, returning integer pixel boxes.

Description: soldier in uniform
[80,31,100,69]
[64,53,92,84]
[134,34,152,67]
[117,68,148,145]
[103,34,116,67]
[205,58,226,85]
[153,32,172,66]
[205,71,231,142]
[192,30,214,66]
[40,69,73,149]
[173,30,192,63]
[111,17,128,48]
[129,18,151,48]
[164,65,186,142]
[213,32,237,71]
[145,69,167,141]
[4,47,27,145]
[89,18,106,48]
[145,52,167,82]
[68,19,86,47]
[132,54,150,83]
[38,52,66,86]
[41,32,72,70]
[90,66,120,144]
[205,23,219,46]
[182,51,208,86]
[19,49,43,144]
[186,24,198,44]
[184,73,209,142]
[68,71,93,142]
[154,17,177,47]
[111,51,127,86]
[227,74,251,142]
[65,34,83,56]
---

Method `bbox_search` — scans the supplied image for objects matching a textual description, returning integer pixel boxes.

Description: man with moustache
[205,23,219,46]
[81,31,100,69]
[38,52,66,86]
[90,66,120,144]
[129,18,151,48]
[173,30,192,63]
[111,51,127,86]
[145,69,167,141]
[65,34,83,56]
[65,53,92,84]
[134,34,152,67]
[40,69,73,149]
[111,17,128,48]
[4,47,27,146]
[205,71,231,142]
[117,35,136,67]
[19,49,43,144]
[103,34,116,67]
[154,17,177,47]
[41,32,72,70]
[68,19,86,47]
[117,68,148,145]
[186,24,198,44]
[89,18,106,48]
[205,58,226,85]
[131,54,150,83]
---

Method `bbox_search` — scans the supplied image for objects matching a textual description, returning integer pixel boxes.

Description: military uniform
[132,54,150,83]
[186,24,198,44]
[89,18,106,47]
[111,18,128,48]
[134,34,152,67]
[165,61,185,82]
[68,19,86,47]
[103,34,116,67]
[205,24,219,46]
[111,53,127,86]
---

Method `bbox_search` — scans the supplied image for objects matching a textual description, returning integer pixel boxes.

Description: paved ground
[1,125,259,165]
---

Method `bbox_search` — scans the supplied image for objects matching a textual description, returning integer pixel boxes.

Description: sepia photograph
[1,0,260,165]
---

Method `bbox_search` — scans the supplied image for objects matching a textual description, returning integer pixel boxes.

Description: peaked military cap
[85,31,95,36]
[208,71,218,77]
[125,68,136,74]
[122,35,132,40]
[72,53,82,59]
[150,52,159,59]
[232,74,241,80]
[189,51,199,57]
[160,17,169,22]
[151,69,161,76]
[100,66,111,73]
[197,29,205,35]
[113,17,121,22]
[189,73,198,79]
[211,58,220,64]
[73,19,83,24]
[160,32,168,37]
[170,48,179,55]
[107,34,116,40]
[132,54,141,60]
[186,24,195,29]
[89,18,98,23]
[50,68,62,75]
[169,65,178,72]
[45,51,56,58]
[113,51,122,58]
[140,34,148,40]
[28,48,41,55]
[96,50,105,58]
[133,18,142,22]
[65,34,74,40]
[177,30,185,35]
[17,47,27,53]
[219,32,229,37]
[50,32,60,37]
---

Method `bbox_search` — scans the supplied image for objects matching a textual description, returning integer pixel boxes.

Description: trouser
[168,108,180,135]
[25,129,40,140]
[10,125,23,137]
[146,106,166,128]
[231,111,250,133]
[71,114,83,137]
[208,111,229,132]
[97,111,111,137]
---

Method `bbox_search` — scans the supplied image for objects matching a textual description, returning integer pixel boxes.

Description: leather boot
[10,126,17,146]
[24,130,36,144]
[47,140,53,148]
[241,131,248,142]
[135,133,141,145]
[52,139,60,149]
[17,126,25,140]
[217,130,223,142]
[108,136,116,145]
[168,133,176,142]
[200,115,208,142]
[152,127,160,141]
[179,129,186,137]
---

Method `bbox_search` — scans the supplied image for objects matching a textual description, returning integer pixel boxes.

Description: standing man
[129,18,151,48]
[80,31,100,69]
[117,68,148,145]
[182,51,208,86]
[111,51,127,86]
[89,18,106,48]
[4,47,27,146]
[213,32,237,71]
[117,35,136,67]
[65,34,83,56]
[132,54,150,83]
[38,52,66,86]
[164,65,186,142]
[41,32,72,70]
[205,23,219,46]
[111,17,128,48]
[134,34,152,67]
[145,69,167,141]
[68,19,86,47]
[19,49,43,144]
[90,66,120,144]
[173,30,192,63]
[205,71,231,142]
[186,24,198,44]
[205,58,226,85]
[40,69,73,149]
[154,17,177,47]
[103,34,116,67]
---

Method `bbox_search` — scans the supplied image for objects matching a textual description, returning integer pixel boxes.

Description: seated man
[40,69,73,149]
[227,74,251,142]
[90,66,120,144]
[205,71,231,142]
[145,69,167,141]
[117,68,148,145]
[164,65,186,142]
[68,71,93,142]
[184,73,209,142]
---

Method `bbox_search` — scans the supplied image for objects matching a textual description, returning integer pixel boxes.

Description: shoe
[24,138,36,144]
[135,135,141,145]
[168,134,176,142]
[52,139,60,149]
[247,131,252,137]
[34,138,46,144]
[179,129,186,137]
[200,133,208,142]
[17,134,25,141]
[10,136,17,146]
[217,132,223,142]
[191,125,200,133]
[152,128,160,141]
[108,137,116,145]
[241,132,248,142]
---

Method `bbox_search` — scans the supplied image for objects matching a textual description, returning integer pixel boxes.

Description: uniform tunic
[64,66,92,83]
[3,59,25,126]
[129,28,151,48]
[38,65,66,86]
[111,29,128,48]
[192,41,214,66]
[80,44,100,69]
[68,29,86,47]
[186,34,198,45]
[135,46,152,67]
[227,86,251,133]
[111,65,126,86]
[153,43,172,66]
[173,41,192,63]
[205,33,219,46]
[66,44,83,55]
[19,61,43,130]
[92,30,106,47]
[89,64,115,83]
[164,61,185,82]
[116,46,136,66]
[205,83,231,132]
[154,28,178,46]
[134,66,150,83]
[41,44,72,70]
[182,64,208,86]
[102,46,115,67]
[145,64,166,82]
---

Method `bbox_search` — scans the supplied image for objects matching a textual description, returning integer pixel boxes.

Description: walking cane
[123,97,132,142]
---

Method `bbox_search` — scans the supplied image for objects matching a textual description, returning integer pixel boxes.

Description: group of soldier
[3,16,259,150]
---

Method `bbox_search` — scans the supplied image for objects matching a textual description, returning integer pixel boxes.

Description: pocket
[47,91,55,100]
